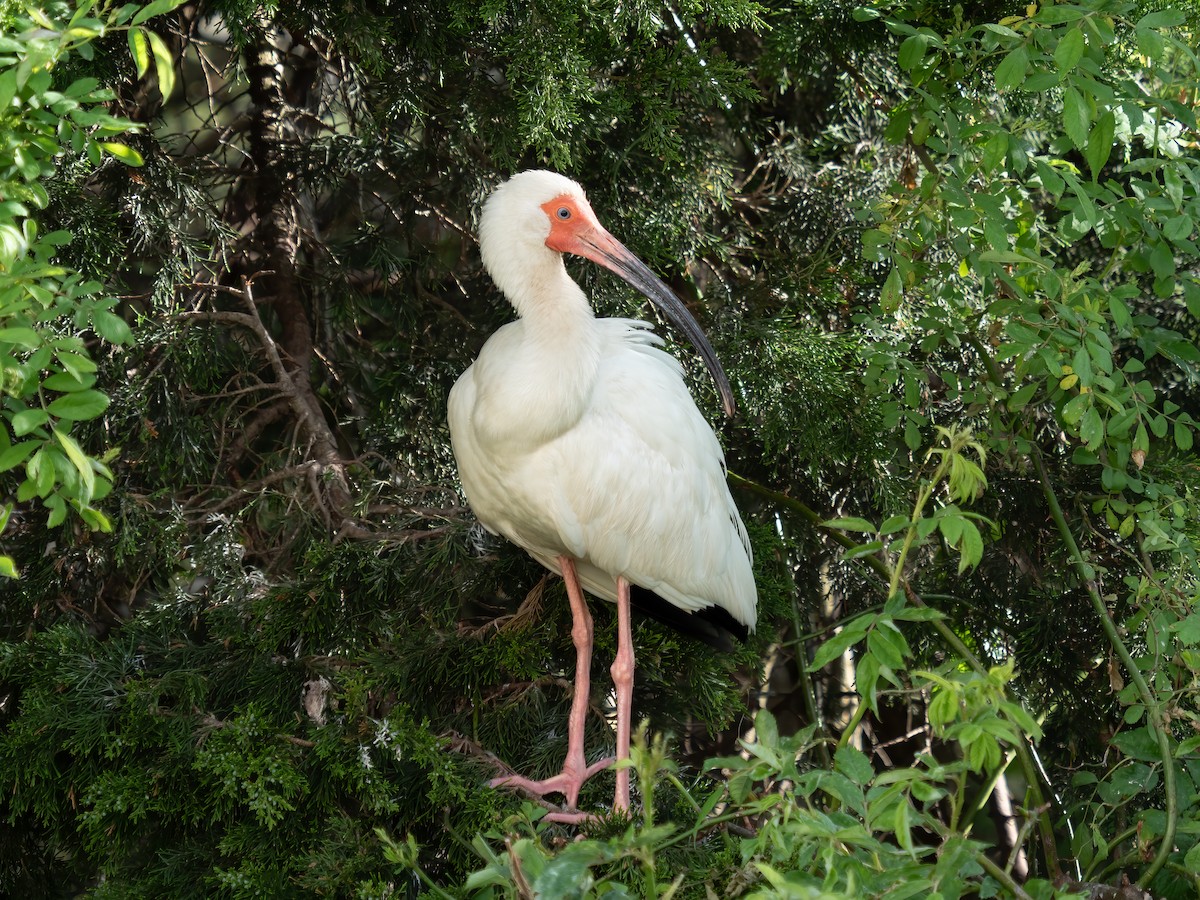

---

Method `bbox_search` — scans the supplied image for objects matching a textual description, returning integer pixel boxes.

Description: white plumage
[448,170,756,817]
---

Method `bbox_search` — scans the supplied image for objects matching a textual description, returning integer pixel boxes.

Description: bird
[447,170,756,819]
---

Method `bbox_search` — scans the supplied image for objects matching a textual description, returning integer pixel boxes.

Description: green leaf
[1175,422,1193,451]
[33,448,56,496]
[146,30,176,100]
[898,34,927,72]
[0,441,37,472]
[1135,25,1165,59]
[16,477,38,502]
[834,745,874,786]
[1178,844,1200,882]
[1163,215,1193,243]
[1085,110,1114,179]
[42,372,97,392]
[978,248,1040,266]
[1171,613,1200,646]
[53,427,96,499]
[131,0,188,25]
[12,408,49,436]
[128,28,150,78]
[46,494,66,528]
[843,539,883,560]
[810,615,873,671]
[531,851,597,898]
[880,266,903,313]
[1054,27,1084,76]
[1149,414,1169,442]
[1109,294,1133,333]
[0,555,16,578]
[994,46,1028,91]
[1179,736,1200,756]
[1118,514,1136,539]
[862,228,890,260]
[855,651,883,712]
[1062,393,1090,426]
[1007,381,1038,411]
[1003,702,1041,739]
[0,69,17,113]
[100,142,145,167]
[1164,166,1184,210]
[968,735,1002,773]
[904,417,921,450]
[893,800,914,854]
[981,131,1008,173]
[938,512,964,545]
[1136,10,1186,30]
[47,389,110,421]
[78,506,113,533]
[1062,86,1090,151]
[815,770,867,816]
[753,708,779,748]
[891,606,945,623]
[957,520,984,572]
[56,351,98,378]
[1134,420,1149,452]
[927,685,958,731]
[886,107,915,145]
[867,625,907,669]
[823,516,876,533]
[1036,6,1086,23]
[1080,406,1104,450]
[1034,159,1064,197]
[1108,728,1161,762]
[0,327,41,348]
[92,309,133,344]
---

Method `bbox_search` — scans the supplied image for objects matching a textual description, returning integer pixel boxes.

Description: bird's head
[479,170,589,279]
[478,170,736,417]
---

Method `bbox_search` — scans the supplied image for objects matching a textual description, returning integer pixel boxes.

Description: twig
[976,851,1035,900]
[1031,447,1177,889]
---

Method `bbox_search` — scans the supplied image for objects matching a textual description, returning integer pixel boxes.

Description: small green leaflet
[47,389,110,421]
[100,142,144,166]
[53,427,96,499]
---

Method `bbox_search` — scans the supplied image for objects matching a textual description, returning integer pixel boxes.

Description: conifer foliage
[1,0,1199,896]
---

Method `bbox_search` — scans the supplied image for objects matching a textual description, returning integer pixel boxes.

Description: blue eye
[556,207,571,219]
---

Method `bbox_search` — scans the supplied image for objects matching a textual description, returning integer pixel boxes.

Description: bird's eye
[556,207,571,220]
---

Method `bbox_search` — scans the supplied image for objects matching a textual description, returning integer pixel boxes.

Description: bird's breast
[467,321,601,453]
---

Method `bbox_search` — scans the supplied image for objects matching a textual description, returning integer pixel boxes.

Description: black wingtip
[628,585,750,652]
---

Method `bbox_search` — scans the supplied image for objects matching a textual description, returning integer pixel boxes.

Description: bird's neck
[475,264,602,449]
[515,265,600,403]
[502,256,594,333]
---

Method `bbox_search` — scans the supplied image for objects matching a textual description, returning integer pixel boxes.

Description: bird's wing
[525,319,756,630]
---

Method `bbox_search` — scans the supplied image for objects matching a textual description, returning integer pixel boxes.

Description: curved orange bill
[568,225,736,418]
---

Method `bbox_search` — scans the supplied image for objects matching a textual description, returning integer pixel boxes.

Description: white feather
[448,171,756,631]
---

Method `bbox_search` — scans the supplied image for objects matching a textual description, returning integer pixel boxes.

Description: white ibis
[448,170,756,818]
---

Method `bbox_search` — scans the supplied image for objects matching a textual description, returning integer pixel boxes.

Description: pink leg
[490,557,612,815]
[611,575,634,813]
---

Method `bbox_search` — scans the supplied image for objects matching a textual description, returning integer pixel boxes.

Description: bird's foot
[541,808,600,825]
[489,755,614,815]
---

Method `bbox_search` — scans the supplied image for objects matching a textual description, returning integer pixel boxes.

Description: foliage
[842,2,1200,892]
[0,0,1198,897]
[390,711,1060,899]
[0,4,142,573]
